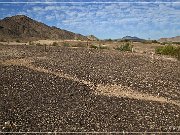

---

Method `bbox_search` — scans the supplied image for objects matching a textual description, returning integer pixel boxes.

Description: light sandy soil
[0,39,177,55]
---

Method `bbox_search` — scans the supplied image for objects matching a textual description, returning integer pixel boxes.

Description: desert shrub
[72,42,85,47]
[63,42,71,47]
[16,39,20,43]
[155,46,164,54]
[99,45,108,50]
[160,42,166,45]
[0,38,6,42]
[160,42,172,45]
[155,45,176,55]
[115,42,133,52]
[174,46,180,60]
[173,42,180,45]
[90,44,99,49]
[36,43,42,46]
[29,41,34,45]
[151,40,159,43]
[155,45,180,60]
[52,42,58,46]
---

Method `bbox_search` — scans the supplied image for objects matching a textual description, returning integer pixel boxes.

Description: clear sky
[0,0,180,39]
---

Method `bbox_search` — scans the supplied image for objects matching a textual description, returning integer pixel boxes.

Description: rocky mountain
[158,36,180,42]
[120,36,145,42]
[86,35,99,41]
[0,15,88,41]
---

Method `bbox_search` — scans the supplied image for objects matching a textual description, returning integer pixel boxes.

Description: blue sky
[0,0,180,39]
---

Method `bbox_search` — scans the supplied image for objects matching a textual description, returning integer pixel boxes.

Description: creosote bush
[173,42,180,45]
[89,44,109,50]
[174,47,180,60]
[151,40,159,43]
[52,42,58,46]
[36,43,42,46]
[99,45,108,50]
[90,44,99,49]
[155,45,180,60]
[29,41,35,45]
[63,42,71,47]
[16,39,20,43]
[160,42,172,45]
[115,42,133,52]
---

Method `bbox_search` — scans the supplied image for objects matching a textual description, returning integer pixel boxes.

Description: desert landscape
[0,12,180,134]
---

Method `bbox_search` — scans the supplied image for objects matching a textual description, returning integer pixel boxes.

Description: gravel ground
[0,44,180,133]
[31,46,180,101]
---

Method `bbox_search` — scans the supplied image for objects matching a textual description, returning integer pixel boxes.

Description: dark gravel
[32,46,180,101]
[0,44,180,132]
[0,65,180,132]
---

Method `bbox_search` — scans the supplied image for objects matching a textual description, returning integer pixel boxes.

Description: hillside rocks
[86,35,99,41]
[0,15,88,41]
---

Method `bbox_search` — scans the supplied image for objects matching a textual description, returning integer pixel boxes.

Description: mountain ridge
[116,36,145,42]
[0,15,88,41]
[158,36,180,42]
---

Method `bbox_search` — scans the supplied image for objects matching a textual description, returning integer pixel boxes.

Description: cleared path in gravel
[1,58,180,107]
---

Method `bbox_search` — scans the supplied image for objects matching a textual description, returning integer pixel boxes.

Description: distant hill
[0,15,88,41]
[86,35,99,41]
[120,36,145,42]
[158,36,180,42]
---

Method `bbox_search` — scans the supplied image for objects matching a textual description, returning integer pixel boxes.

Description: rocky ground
[0,44,180,133]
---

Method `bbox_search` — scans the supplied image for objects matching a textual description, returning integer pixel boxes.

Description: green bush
[155,45,180,60]
[63,42,70,47]
[155,45,176,55]
[160,42,172,45]
[155,46,164,54]
[99,45,108,50]
[115,42,133,52]
[173,42,180,45]
[160,42,166,45]
[174,47,180,60]
[90,44,99,49]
